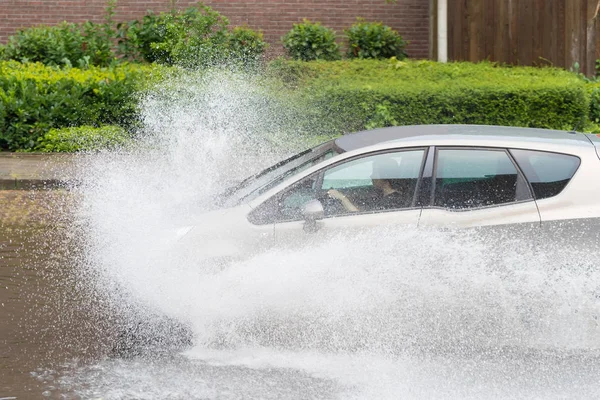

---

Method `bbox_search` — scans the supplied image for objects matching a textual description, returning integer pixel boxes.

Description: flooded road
[2,189,600,399]
[0,191,68,397]
[0,190,100,398]
[0,190,340,399]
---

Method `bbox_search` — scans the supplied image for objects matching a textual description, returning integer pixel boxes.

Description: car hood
[172,205,250,240]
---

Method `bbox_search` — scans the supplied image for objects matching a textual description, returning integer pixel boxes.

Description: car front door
[418,147,541,230]
[250,149,427,249]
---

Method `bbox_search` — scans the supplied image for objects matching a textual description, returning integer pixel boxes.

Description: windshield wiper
[214,148,314,206]
[231,148,313,190]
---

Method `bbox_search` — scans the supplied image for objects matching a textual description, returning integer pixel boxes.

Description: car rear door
[418,147,541,229]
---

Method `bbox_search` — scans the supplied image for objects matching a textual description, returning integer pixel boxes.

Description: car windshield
[217,140,341,207]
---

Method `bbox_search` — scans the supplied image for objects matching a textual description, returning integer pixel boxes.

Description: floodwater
[2,189,600,400]
[3,70,600,399]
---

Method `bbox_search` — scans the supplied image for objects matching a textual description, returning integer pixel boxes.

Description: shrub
[345,20,407,60]
[3,23,85,66]
[120,4,265,67]
[35,125,130,152]
[0,0,123,68]
[122,6,229,65]
[0,61,158,151]
[228,26,268,67]
[282,20,341,61]
[269,59,588,133]
[587,78,600,124]
[1,22,117,68]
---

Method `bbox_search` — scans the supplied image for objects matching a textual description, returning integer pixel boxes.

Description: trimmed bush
[268,59,588,133]
[590,88,600,123]
[0,61,161,151]
[345,20,407,60]
[120,4,266,67]
[228,26,268,67]
[282,20,341,61]
[124,5,228,65]
[35,125,130,152]
[1,22,117,68]
[586,79,600,124]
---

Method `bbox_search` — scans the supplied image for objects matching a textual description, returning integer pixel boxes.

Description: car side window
[434,149,531,209]
[247,174,319,225]
[510,149,580,200]
[321,150,424,213]
[248,149,425,224]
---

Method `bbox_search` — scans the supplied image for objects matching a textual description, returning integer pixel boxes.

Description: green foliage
[119,4,266,67]
[0,2,264,68]
[123,4,228,65]
[345,20,407,60]
[0,61,157,151]
[228,26,268,67]
[282,20,341,61]
[364,100,398,129]
[3,23,89,67]
[270,59,588,134]
[589,87,600,124]
[587,79,600,123]
[35,125,130,152]
[1,6,118,68]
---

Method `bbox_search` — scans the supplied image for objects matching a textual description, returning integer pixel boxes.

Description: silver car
[177,124,600,260]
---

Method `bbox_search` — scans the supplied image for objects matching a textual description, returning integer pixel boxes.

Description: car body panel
[273,209,421,249]
[584,133,600,160]
[176,204,275,262]
[418,201,540,228]
[335,125,592,153]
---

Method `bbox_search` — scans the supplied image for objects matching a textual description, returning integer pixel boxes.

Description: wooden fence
[431,0,600,76]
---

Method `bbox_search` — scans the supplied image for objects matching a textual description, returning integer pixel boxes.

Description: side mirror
[302,199,324,222]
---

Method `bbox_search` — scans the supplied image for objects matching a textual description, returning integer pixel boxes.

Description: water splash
[62,69,600,399]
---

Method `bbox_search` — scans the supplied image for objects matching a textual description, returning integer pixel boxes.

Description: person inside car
[327,157,406,212]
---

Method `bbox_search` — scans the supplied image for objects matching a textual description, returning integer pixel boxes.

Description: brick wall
[0,0,430,59]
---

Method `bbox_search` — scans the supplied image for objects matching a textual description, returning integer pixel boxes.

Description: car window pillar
[416,146,435,207]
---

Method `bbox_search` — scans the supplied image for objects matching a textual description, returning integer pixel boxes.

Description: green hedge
[0,4,267,69]
[0,61,165,151]
[269,59,588,133]
[0,22,116,68]
[0,58,592,152]
[35,125,130,152]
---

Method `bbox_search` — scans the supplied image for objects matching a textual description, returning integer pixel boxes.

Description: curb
[0,179,69,190]
[0,152,79,190]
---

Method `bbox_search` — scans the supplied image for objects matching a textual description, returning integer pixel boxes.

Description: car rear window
[510,149,580,200]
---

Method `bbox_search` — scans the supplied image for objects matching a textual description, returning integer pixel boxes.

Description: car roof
[334,124,593,152]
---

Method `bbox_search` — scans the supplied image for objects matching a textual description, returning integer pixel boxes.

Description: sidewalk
[0,153,79,189]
